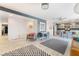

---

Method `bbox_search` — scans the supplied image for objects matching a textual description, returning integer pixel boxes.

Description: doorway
[2,24,8,36]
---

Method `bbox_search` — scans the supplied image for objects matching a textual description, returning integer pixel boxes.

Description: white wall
[46,19,54,38]
[8,15,26,40]
[26,20,37,34]
[8,14,37,40]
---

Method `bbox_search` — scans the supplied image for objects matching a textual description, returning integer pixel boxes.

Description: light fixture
[64,23,71,31]
[74,3,79,14]
[28,21,34,29]
[41,3,49,10]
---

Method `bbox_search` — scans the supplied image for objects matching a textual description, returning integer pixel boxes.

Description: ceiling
[0,3,79,21]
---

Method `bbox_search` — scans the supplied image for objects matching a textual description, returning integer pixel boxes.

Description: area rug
[41,39,68,54]
[2,45,50,56]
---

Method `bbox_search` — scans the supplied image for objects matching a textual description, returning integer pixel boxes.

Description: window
[40,22,45,31]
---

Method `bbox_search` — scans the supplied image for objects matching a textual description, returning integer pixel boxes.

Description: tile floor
[0,36,32,55]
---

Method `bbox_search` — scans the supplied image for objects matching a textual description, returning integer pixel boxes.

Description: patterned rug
[2,45,50,56]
